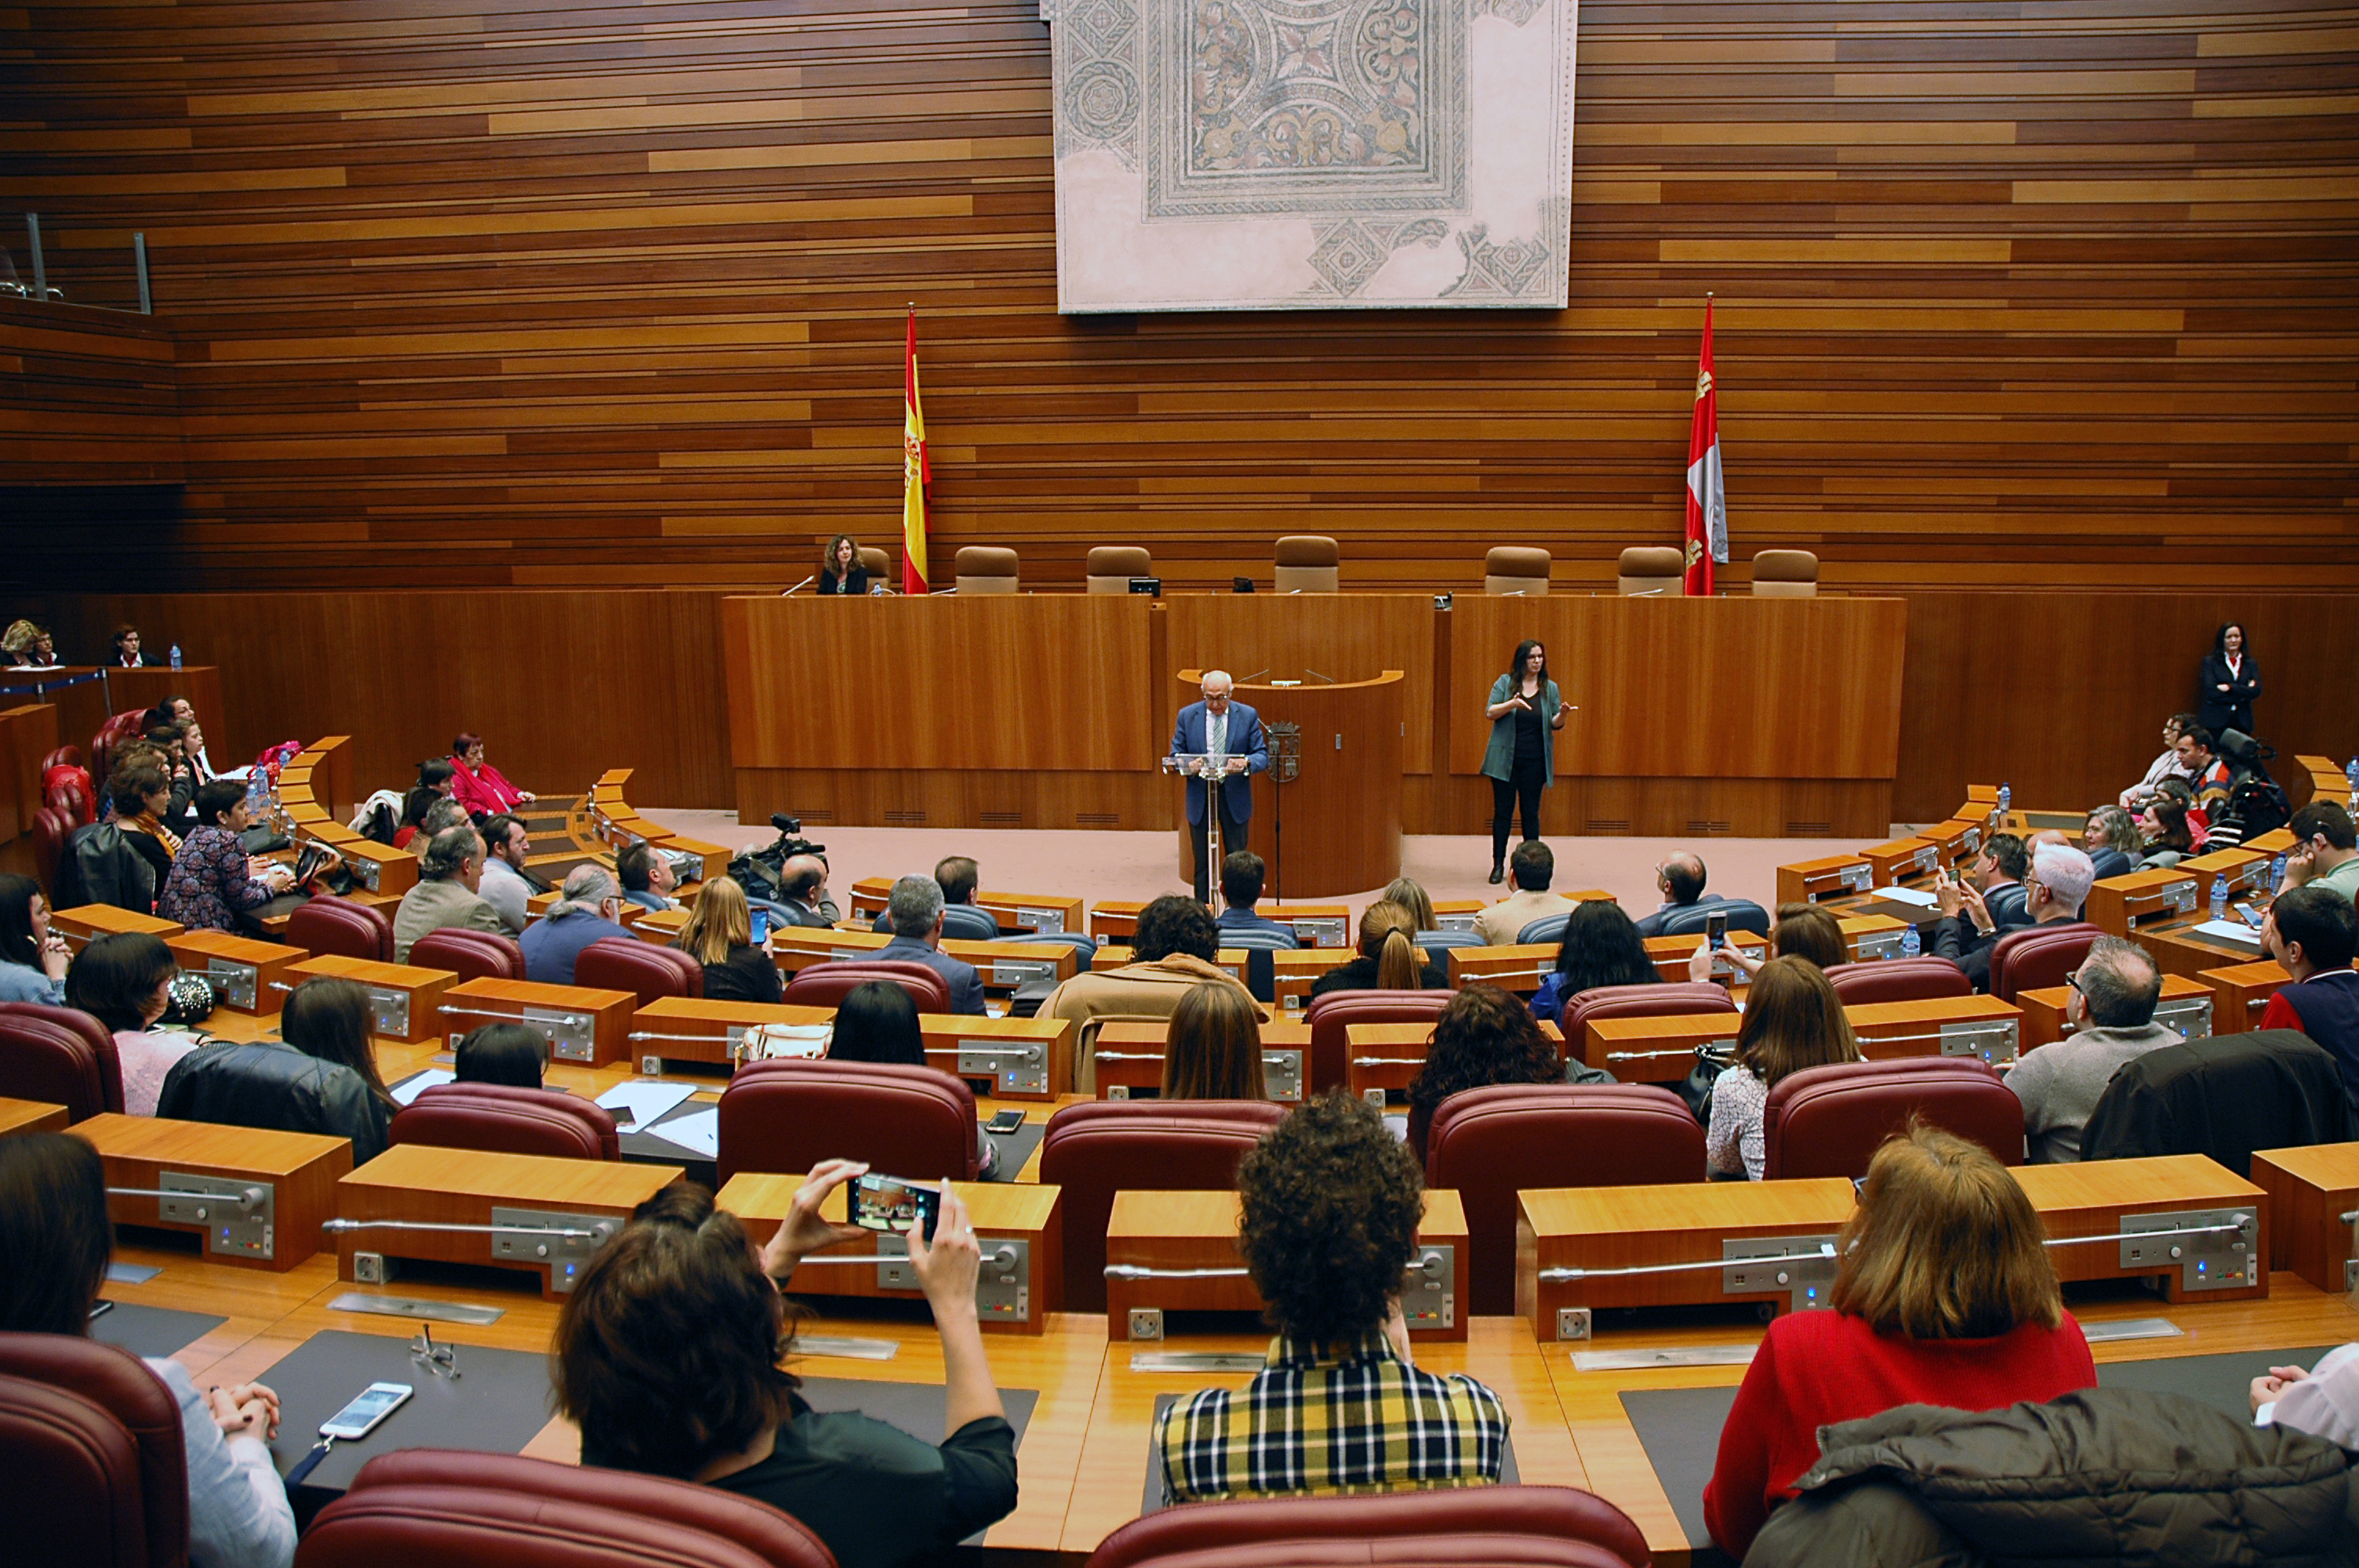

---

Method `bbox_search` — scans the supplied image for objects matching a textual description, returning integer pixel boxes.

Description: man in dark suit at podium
[1172,670,1269,905]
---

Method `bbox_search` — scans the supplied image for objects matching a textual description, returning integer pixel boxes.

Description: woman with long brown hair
[1308,900,1447,998]
[1703,1125,2095,1557]
[672,877,782,1004]
[1161,981,1266,1100]
[1404,982,1562,1160]
[1706,956,1861,1180]
[817,533,870,595]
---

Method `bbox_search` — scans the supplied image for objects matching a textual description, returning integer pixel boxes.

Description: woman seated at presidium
[0,872,71,1005]
[2,619,57,667]
[449,730,536,818]
[0,1133,296,1568]
[817,532,873,594]
[1703,1123,2097,1559]
[1307,899,1447,998]
[1707,955,1863,1182]
[553,1170,1016,1568]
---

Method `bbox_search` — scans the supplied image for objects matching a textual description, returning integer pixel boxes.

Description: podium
[1172,667,1402,898]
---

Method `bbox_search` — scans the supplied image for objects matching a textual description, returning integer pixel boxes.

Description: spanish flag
[902,306,931,595]
[1683,296,1728,597]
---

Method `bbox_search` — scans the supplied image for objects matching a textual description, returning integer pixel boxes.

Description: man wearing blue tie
[1171,670,1270,905]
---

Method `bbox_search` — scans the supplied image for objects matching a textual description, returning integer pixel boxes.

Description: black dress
[819,566,871,596]
[701,943,783,1004]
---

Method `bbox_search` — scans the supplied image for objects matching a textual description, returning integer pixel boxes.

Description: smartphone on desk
[849,1173,941,1242]
[985,1109,1026,1136]
[320,1382,413,1442]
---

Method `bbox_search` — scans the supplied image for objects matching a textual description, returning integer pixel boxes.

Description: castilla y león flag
[1683,298,1728,597]
[902,306,930,595]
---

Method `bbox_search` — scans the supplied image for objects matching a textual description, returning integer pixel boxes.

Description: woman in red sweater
[449,731,536,818]
[1703,1125,2096,1559]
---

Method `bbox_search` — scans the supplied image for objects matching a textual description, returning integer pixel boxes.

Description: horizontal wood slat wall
[2,0,2353,593]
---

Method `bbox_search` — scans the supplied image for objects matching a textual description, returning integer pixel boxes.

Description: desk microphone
[1238,669,1270,684]
[782,575,815,596]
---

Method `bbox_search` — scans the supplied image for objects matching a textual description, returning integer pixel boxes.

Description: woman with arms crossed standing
[1481,639,1565,884]
[2197,622,2260,739]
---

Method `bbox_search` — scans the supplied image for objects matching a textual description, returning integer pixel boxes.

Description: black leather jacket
[58,822,162,913]
[155,1041,389,1164]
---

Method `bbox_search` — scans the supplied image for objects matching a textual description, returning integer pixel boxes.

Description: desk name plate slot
[1014,906,1065,934]
[956,1039,1048,1096]
[528,1005,598,1064]
[1939,1018,2018,1065]
[115,1174,276,1261]
[204,958,258,1012]
[1291,917,1348,948]
[366,985,410,1037]
[1852,929,1903,960]
[990,960,1056,988]
[2154,995,2215,1039]
[489,1207,624,1293]
[867,1235,1030,1322]
[2111,1209,2257,1292]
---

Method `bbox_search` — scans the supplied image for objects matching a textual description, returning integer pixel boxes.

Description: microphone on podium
[781,575,816,596]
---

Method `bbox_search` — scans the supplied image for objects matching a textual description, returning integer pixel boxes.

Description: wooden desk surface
[0,1097,69,1135]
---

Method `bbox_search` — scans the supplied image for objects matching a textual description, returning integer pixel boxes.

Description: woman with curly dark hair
[1405,983,1563,1161]
[1528,897,1656,1024]
[1154,1094,1508,1501]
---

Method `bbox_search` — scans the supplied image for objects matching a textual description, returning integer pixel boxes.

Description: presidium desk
[722,593,1907,883]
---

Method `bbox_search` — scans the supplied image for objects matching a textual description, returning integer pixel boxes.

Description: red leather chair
[717,1058,978,1185]
[1989,920,2102,1005]
[42,764,94,828]
[89,710,151,797]
[31,806,71,899]
[405,928,525,983]
[288,895,394,964]
[1085,1485,1648,1568]
[1303,989,1452,1093]
[1038,1099,1287,1314]
[390,1083,620,1161]
[1427,1083,1707,1315]
[298,1449,835,1568]
[1826,956,1972,1007]
[576,936,703,1007]
[0,1332,188,1568]
[1561,981,1736,1044]
[782,960,951,1014]
[1762,1057,2024,1179]
[0,1001,125,1121]
[40,744,83,774]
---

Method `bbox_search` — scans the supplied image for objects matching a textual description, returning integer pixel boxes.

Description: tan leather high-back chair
[1086,546,1153,593]
[1616,546,1684,596]
[1273,535,1340,593]
[1482,546,1550,596]
[954,546,1020,594]
[857,546,892,583]
[1751,549,1819,597]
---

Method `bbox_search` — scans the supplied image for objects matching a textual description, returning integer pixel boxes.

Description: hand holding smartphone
[849,1172,942,1242]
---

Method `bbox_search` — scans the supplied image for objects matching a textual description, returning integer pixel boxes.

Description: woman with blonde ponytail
[1309,900,1448,998]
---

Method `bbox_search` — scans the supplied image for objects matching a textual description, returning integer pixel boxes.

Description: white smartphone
[319,1381,413,1441]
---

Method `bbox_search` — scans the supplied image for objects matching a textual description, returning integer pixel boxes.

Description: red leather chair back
[0,1001,125,1120]
[391,1083,620,1161]
[405,928,525,983]
[89,710,151,798]
[300,1449,836,1568]
[716,1058,977,1186]
[575,937,702,1008]
[1826,956,1972,1007]
[1763,1057,2024,1179]
[782,960,951,1014]
[40,745,83,774]
[1427,1083,1706,1316]
[1561,981,1736,1041]
[1303,989,1452,1093]
[42,764,94,828]
[31,806,70,899]
[1989,920,2102,1004]
[1038,1099,1288,1314]
[289,895,394,964]
[0,1333,188,1568]
[1085,1484,1648,1568]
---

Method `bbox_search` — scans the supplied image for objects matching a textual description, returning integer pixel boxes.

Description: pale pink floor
[642,809,1928,927]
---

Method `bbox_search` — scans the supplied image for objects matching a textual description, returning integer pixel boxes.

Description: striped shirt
[1155,1330,1508,1503]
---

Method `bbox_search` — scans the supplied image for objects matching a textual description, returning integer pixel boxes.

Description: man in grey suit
[1169,670,1269,905]
[877,873,987,1015]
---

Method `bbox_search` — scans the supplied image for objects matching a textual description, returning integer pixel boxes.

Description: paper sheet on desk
[646,1106,719,1158]
[1870,885,1938,910]
[595,1080,697,1132]
[390,1069,455,1107]
[2190,918,2265,949]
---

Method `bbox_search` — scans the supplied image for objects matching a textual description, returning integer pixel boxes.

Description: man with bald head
[1170,669,1269,904]
[2008,935,2177,1161]
[1634,850,1715,938]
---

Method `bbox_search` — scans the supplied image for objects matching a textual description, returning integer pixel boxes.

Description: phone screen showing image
[1703,911,1728,950]
[850,1174,941,1242]
[749,908,769,945]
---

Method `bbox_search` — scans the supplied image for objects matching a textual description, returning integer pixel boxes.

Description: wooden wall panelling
[731,767,1172,833]
[1164,593,1436,773]
[0,703,61,843]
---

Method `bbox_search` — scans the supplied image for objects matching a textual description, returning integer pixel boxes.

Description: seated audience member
[2252,1344,2359,1446]
[0,872,71,1005]
[158,780,296,935]
[148,693,219,780]
[831,979,926,1065]
[776,852,834,928]
[874,874,987,1015]
[475,811,533,933]
[2,618,55,666]
[109,760,182,898]
[1162,981,1267,1101]
[2260,887,2359,1120]
[674,876,781,1004]
[417,797,471,842]
[111,622,145,667]
[1703,1125,2097,1558]
[2139,796,2197,865]
[2119,712,2196,808]
[1686,902,1848,986]
[449,731,534,817]
[163,977,394,1163]
[1707,956,1863,1181]
[2276,801,2359,904]
[392,825,507,963]
[65,931,198,1116]
[520,865,634,985]
[933,855,1001,934]
[2082,804,2144,870]
[553,1174,1016,1568]
[1213,851,1296,945]
[0,1133,296,1568]
[1634,849,1714,938]
[1471,840,1577,945]
[456,1021,551,1087]
[141,722,201,832]
[1382,876,1438,934]
[1157,1093,1508,1501]
[2176,724,2234,822]
[391,760,457,848]
[617,841,678,913]
[2008,936,2175,1163]
[1405,983,1561,1162]
[1532,898,1657,1023]
[1935,840,2092,992]
[1041,895,1259,1086]
[1309,901,1446,998]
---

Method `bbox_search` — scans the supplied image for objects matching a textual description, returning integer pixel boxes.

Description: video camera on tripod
[728,814,828,903]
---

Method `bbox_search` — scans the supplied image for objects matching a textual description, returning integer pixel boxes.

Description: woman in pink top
[449,731,536,818]
[64,931,198,1116]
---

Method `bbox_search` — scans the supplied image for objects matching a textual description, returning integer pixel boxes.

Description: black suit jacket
[2196,651,2260,738]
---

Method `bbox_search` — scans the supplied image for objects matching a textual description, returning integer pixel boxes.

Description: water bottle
[1900,924,1921,959]
[2270,852,2288,891]
[2210,875,2228,921]
[168,643,181,670]
[1997,782,2011,815]
[2347,756,2357,809]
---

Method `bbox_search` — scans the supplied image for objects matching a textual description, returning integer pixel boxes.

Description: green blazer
[1481,673,1561,786]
